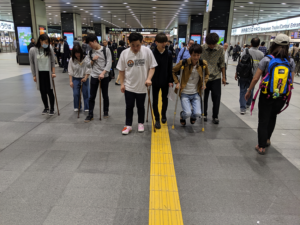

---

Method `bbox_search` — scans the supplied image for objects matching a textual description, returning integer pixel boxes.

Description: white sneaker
[74,108,78,112]
[122,126,132,135]
[138,123,144,133]
[85,109,89,112]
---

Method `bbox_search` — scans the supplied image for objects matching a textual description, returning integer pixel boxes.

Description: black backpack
[295,52,300,63]
[89,46,112,82]
[236,49,253,82]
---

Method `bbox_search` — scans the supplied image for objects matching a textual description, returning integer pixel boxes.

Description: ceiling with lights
[0,0,300,30]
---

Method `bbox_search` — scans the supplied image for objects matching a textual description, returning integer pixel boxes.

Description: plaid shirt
[201,44,225,81]
[258,46,267,56]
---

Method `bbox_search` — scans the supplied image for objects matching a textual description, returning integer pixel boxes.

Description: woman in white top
[68,45,90,112]
[29,34,56,116]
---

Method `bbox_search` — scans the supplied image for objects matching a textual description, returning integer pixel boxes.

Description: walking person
[29,34,57,116]
[176,39,195,63]
[223,42,230,85]
[68,45,90,112]
[115,40,126,85]
[245,34,295,155]
[84,34,112,122]
[27,38,35,52]
[172,44,209,126]
[295,49,300,76]
[201,33,226,124]
[151,33,174,129]
[235,38,264,115]
[258,41,267,56]
[61,36,71,73]
[117,33,157,135]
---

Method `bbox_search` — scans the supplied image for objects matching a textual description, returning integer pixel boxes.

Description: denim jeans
[73,77,90,110]
[180,93,201,120]
[239,79,253,110]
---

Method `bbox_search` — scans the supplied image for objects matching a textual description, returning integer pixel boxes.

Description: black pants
[56,52,61,66]
[89,76,109,116]
[39,71,55,110]
[258,93,286,148]
[125,90,146,126]
[204,78,221,119]
[152,85,169,121]
[225,63,227,81]
[62,53,69,70]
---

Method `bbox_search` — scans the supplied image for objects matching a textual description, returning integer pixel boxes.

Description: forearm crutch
[78,83,83,118]
[99,80,102,121]
[52,78,60,116]
[172,66,184,129]
[147,86,156,133]
[146,87,151,122]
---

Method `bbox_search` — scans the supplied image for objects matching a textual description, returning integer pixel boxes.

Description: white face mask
[42,44,48,49]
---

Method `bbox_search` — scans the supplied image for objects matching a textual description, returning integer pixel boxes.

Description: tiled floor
[0,53,299,224]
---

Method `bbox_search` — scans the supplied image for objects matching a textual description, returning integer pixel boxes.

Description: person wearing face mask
[68,45,90,112]
[29,34,57,116]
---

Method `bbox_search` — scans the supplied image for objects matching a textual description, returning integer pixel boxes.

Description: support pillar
[226,0,235,45]
[186,15,191,41]
[101,24,106,41]
[202,12,210,44]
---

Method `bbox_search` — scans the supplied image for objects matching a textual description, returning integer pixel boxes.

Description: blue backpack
[251,55,293,115]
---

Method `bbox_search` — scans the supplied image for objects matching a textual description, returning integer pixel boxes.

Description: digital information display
[191,34,201,44]
[17,27,32,54]
[210,30,225,45]
[63,32,74,50]
[97,36,101,43]
[39,26,47,35]
[179,38,186,48]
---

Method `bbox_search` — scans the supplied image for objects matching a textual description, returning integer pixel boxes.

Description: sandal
[190,117,196,125]
[180,111,186,126]
[255,145,266,155]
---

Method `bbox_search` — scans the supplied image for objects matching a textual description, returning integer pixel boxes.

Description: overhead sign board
[232,16,300,35]
[206,0,213,13]
[107,28,158,33]
[0,21,14,32]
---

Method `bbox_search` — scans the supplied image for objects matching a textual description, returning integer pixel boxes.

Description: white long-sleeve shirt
[68,56,91,78]
[85,46,112,78]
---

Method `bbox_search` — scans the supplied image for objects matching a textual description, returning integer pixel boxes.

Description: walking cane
[78,83,82,118]
[99,80,102,121]
[172,66,184,129]
[147,86,156,133]
[52,78,60,116]
[146,87,150,122]
[201,64,206,132]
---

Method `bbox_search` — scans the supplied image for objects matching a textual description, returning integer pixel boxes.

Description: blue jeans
[180,93,201,120]
[239,79,253,110]
[73,77,90,110]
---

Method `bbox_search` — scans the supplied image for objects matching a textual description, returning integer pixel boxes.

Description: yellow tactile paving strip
[149,92,184,225]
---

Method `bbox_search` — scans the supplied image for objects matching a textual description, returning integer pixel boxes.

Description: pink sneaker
[138,123,144,133]
[122,126,132,135]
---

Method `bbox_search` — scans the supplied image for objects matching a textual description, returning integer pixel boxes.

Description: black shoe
[59,66,63,68]
[62,70,67,73]
[115,82,120,85]
[104,111,109,118]
[42,108,49,115]
[85,115,93,123]
[161,117,167,124]
[49,110,55,116]
[155,121,161,129]
[203,116,207,122]
[212,118,219,124]
[226,82,229,85]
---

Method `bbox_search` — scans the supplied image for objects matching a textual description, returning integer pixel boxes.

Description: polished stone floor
[0,53,299,225]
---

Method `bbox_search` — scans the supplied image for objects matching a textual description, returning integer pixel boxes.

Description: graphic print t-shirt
[117,46,158,93]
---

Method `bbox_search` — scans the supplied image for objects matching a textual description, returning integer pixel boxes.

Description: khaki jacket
[172,58,210,97]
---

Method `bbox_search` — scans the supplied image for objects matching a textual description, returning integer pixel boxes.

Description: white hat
[274,34,289,46]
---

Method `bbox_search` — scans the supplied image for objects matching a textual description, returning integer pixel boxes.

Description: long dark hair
[71,44,84,62]
[269,43,290,62]
[36,34,51,56]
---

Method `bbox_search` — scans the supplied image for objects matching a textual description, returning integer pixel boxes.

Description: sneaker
[138,123,144,133]
[161,117,167,124]
[42,109,49,115]
[49,110,55,116]
[84,109,89,112]
[240,110,246,115]
[115,82,120,86]
[84,115,93,123]
[122,126,132,135]
[104,111,109,118]
[203,116,208,122]
[74,108,79,112]
[62,70,67,73]
[212,118,219,124]
[246,105,250,109]
[155,121,161,129]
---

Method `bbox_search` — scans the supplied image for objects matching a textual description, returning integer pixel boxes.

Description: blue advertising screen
[179,38,185,48]
[63,32,74,50]
[210,30,225,45]
[191,35,201,44]
[17,27,32,54]
[97,36,101,43]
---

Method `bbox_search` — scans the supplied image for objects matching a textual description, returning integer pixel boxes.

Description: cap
[274,34,289,46]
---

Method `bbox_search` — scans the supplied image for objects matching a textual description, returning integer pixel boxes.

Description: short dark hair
[261,41,265,46]
[59,39,64,42]
[189,44,202,55]
[74,37,77,40]
[119,40,125,46]
[71,44,84,62]
[155,33,168,43]
[86,33,98,44]
[296,43,299,47]
[55,40,59,42]
[63,36,67,40]
[31,38,34,41]
[168,40,172,44]
[251,38,260,47]
[182,42,187,47]
[128,33,143,43]
[206,33,219,45]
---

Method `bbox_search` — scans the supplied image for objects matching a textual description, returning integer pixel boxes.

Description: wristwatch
[247,88,252,93]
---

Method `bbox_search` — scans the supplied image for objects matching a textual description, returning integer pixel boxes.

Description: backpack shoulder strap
[182,59,187,66]
[102,46,107,66]
[180,48,186,60]
[89,49,93,60]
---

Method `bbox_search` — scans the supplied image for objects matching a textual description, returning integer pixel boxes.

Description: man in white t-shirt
[117,33,158,135]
